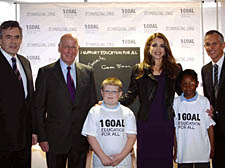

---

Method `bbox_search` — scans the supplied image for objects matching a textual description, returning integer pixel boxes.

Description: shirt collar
[102,101,120,109]
[212,53,225,68]
[60,58,75,71]
[181,92,198,102]
[0,48,18,63]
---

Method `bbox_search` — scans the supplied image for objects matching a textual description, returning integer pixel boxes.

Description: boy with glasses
[82,77,137,168]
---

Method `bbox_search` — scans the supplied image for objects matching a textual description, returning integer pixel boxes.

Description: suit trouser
[0,146,31,168]
[212,124,225,168]
[46,148,87,168]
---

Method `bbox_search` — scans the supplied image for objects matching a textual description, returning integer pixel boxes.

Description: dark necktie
[67,66,76,100]
[214,64,219,99]
[11,57,24,88]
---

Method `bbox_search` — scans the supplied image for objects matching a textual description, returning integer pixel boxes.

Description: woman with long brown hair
[120,32,181,168]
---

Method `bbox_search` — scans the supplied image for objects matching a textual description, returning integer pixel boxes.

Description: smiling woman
[119,32,182,168]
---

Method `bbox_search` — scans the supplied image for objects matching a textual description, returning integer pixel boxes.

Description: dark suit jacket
[202,55,225,136]
[35,60,97,153]
[0,50,34,151]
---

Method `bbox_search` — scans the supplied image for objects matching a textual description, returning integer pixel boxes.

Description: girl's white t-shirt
[174,94,215,163]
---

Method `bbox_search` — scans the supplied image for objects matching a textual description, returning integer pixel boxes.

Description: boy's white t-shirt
[82,103,137,168]
[174,94,215,163]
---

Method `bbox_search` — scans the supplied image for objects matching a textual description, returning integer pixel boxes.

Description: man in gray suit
[35,34,98,168]
[202,30,225,168]
[0,20,37,168]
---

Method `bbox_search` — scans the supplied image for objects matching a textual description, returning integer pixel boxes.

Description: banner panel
[20,2,202,81]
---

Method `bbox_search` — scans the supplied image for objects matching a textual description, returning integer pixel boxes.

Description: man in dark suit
[202,30,225,168]
[0,21,37,167]
[35,33,98,168]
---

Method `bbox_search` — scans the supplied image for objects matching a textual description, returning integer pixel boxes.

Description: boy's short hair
[101,77,122,90]
[179,69,198,83]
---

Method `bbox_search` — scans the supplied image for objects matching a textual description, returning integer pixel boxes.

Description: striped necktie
[11,57,24,88]
[214,64,219,99]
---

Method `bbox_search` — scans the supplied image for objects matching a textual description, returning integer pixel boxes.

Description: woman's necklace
[152,66,162,75]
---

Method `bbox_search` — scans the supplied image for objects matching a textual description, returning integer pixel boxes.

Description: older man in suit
[202,30,225,168]
[0,21,37,167]
[35,33,98,168]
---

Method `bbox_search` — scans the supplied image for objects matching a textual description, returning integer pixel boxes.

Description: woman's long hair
[137,32,180,79]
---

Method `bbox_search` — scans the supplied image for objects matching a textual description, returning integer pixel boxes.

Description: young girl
[173,69,215,168]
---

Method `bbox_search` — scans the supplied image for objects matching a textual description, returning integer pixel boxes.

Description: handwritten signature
[88,56,106,67]
[87,55,132,70]
[101,64,131,70]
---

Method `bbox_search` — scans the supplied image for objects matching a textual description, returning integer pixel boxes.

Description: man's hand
[32,134,38,145]
[206,105,214,117]
[39,141,49,152]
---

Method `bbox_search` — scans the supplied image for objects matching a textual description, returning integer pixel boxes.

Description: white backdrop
[219,2,225,39]
[20,2,202,80]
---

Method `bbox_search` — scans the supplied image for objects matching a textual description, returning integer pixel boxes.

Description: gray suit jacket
[35,59,97,153]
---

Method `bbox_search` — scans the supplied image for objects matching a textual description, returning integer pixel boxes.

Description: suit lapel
[0,51,26,99]
[0,51,15,74]
[54,60,67,85]
[0,51,22,84]
[17,55,28,87]
[75,62,80,89]
[74,62,87,102]
[18,55,27,74]
[205,63,214,97]
[218,58,225,95]
[75,62,82,96]
[54,60,74,102]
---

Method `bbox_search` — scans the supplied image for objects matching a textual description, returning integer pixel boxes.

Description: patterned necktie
[214,64,219,99]
[67,66,76,100]
[11,57,24,88]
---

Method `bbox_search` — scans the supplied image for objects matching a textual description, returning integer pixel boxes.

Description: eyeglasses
[103,90,120,95]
